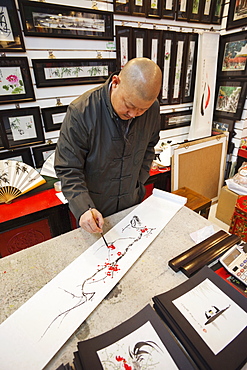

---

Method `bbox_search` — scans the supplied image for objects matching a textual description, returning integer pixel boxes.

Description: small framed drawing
[18,0,113,40]
[0,107,44,149]
[0,147,34,166]
[217,31,247,78]
[200,0,215,23]
[116,26,132,70]
[182,32,198,103]
[160,31,175,105]
[41,105,68,132]
[32,143,56,168]
[132,28,148,59]
[211,0,224,24]
[131,0,146,17]
[113,0,131,15]
[147,29,162,67]
[176,0,189,21]
[0,57,35,105]
[188,0,203,22]
[0,0,25,52]
[32,59,116,88]
[226,0,247,30]
[162,0,176,19]
[214,80,247,120]
[160,110,192,130]
[146,0,162,18]
[212,117,235,136]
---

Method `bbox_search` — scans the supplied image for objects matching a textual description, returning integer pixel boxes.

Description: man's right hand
[79,208,104,234]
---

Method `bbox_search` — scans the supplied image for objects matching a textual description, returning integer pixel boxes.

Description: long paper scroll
[0,189,186,369]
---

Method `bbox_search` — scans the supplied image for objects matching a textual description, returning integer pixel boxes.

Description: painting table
[0,204,223,369]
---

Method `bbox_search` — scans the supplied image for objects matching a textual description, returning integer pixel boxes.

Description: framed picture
[41,105,68,132]
[200,0,215,23]
[162,0,176,19]
[32,143,56,168]
[161,110,192,130]
[188,0,203,22]
[0,0,25,52]
[0,147,34,166]
[0,57,35,105]
[0,107,44,149]
[170,32,187,104]
[116,26,132,70]
[160,31,175,105]
[132,28,148,58]
[212,117,235,136]
[146,0,162,18]
[182,32,198,103]
[113,0,131,15]
[147,29,162,67]
[32,59,116,88]
[176,0,189,21]
[226,0,247,30]
[217,31,247,78]
[131,0,146,17]
[214,80,247,120]
[18,0,113,40]
[211,0,224,24]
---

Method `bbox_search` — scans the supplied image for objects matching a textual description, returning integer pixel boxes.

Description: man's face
[110,75,155,121]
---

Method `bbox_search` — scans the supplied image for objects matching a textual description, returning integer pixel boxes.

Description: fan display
[0,160,46,204]
[40,152,57,178]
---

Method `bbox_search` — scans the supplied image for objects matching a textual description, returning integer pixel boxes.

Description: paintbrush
[88,205,108,247]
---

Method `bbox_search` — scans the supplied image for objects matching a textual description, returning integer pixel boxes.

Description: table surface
[0,204,229,369]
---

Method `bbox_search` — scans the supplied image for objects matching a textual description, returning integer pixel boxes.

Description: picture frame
[18,0,114,40]
[32,143,56,168]
[132,28,148,58]
[131,0,146,17]
[212,117,235,136]
[0,57,35,105]
[170,32,187,104]
[0,147,34,166]
[160,110,192,130]
[182,32,198,103]
[200,0,215,23]
[176,0,189,21]
[113,0,131,15]
[0,107,44,149]
[160,31,175,105]
[217,31,247,78]
[41,105,68,132]
[162,0,176,19]
[214,80,247,120]
[147,29,162,67]
[226,0,247,30]
[188,0,203,22]
[211,0,224,24]
[116,26,132,70]
[146,0,162,18]
[32,59,116,88]
[0,0,25,52]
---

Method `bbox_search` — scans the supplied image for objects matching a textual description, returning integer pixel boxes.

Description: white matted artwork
[0,66,25,96]
[188,32,220,140]
[0,189,186,369]
[172,278,247,355]
[9,115,37,141]
[0,7,14,42]
[97,321,178,369]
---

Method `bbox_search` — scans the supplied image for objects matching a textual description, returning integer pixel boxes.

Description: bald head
[119,58,162,101]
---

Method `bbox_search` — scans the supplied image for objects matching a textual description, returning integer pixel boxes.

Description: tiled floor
[208,202,230,233]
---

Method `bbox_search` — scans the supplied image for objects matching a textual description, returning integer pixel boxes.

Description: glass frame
[0,107,44,149]
[32,58,116,88]
[160,110,192,130]
[18,0,114,40]
[116,26,132,70]
[41,105,68,132]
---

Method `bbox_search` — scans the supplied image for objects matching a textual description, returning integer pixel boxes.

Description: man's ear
[111,75,120,89]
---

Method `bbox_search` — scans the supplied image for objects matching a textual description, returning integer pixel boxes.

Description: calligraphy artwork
[0,189,186,369]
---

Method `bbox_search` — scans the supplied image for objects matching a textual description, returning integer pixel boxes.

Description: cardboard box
[216,186,238,225]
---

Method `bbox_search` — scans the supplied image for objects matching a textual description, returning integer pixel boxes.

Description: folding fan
[40,152,57,179]
[0,160,46,204]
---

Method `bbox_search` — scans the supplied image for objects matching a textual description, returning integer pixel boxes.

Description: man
[55,57,162,234]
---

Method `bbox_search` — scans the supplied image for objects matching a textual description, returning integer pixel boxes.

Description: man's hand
[79,208,104,233]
